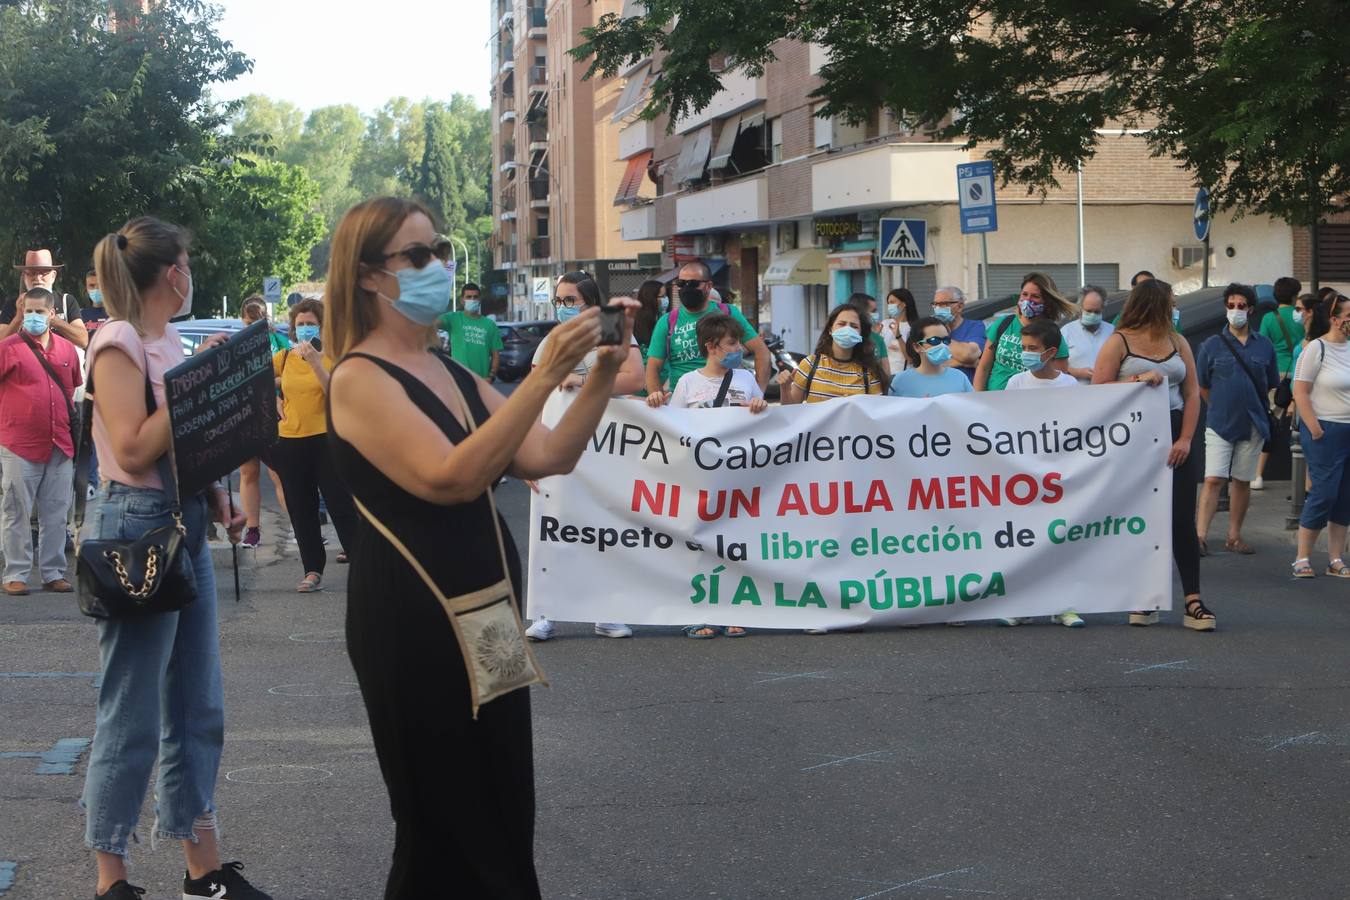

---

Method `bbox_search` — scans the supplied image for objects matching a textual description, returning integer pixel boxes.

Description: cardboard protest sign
[165,320,277,499]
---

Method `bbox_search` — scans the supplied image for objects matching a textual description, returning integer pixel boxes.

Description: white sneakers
[524,617,555,641]
[524,617,633,641]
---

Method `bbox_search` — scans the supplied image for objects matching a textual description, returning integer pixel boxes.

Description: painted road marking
[1268,731,1325,752]
[802,750,895,773]
[225,764,334,785]
[0,671,101,687]
[842,866,1001,899]
[1118,659,1191,675]
[755,670,833,684]
[0,737,91,774]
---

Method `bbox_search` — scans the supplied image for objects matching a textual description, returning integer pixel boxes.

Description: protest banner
[527,384,1173,628]
[165,320,277,499]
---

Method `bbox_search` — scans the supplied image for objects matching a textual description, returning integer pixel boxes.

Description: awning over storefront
[614,151,653,205]
[827,250,875,271]
[764,247,829,285]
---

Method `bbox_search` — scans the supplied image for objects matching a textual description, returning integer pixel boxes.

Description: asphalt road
[2,477,1349,899]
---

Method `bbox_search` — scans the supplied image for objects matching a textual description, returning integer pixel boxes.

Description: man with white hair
[932,286,986,382]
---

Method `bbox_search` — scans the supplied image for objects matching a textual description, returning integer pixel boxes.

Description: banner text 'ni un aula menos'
[527,384,1173,629]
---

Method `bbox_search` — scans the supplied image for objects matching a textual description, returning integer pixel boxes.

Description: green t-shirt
[984,316,1070,392]
[647,304,756,389]
[1259,304,1300,376]
[870,331,888,367]
[269,330,292,353]
[437,310,504,378]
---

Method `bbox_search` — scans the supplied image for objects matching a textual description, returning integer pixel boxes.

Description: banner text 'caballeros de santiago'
[526,383,1173,628]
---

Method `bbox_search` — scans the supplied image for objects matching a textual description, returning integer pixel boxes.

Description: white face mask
[172,266,193,318]
[1227,308,1248,329]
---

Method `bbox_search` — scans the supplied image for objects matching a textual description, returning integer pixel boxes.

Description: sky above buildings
[211,0,492,112]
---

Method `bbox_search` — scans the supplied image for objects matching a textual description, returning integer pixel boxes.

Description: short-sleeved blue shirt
[1197,330,1280,443]
[889,367,975,398]
[949,317,988,382]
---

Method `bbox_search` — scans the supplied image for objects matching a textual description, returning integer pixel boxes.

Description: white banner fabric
[526,384,1174,629]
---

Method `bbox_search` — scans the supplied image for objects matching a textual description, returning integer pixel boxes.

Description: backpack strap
[712,369,735,408]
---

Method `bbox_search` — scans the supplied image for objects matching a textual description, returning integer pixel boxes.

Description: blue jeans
[80,482,222,856]
[1300,420,1350,530]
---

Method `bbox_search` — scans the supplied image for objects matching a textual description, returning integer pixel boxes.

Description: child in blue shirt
[889,317,974,398]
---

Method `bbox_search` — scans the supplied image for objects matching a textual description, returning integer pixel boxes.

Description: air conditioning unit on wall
[693,234,723,257]
[1172,245,1208,270]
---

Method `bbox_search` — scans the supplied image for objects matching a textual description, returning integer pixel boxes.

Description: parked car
[495,320,558,382]
[174,318,246,356]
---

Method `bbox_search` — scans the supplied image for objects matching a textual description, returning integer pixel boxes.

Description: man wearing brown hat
[8,250,88,350]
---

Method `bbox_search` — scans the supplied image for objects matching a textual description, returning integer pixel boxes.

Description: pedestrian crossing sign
[878,218,927,266]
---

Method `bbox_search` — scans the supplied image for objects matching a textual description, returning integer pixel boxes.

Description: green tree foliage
[233,92,494,283]
[189,158,326,315]
[574,0,1350,244]
[0,0,250,289]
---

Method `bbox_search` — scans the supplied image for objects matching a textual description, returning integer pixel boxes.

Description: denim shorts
[80,482,223,856]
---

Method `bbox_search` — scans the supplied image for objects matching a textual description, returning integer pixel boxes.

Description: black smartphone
[309,337,323,352]
[597,305,625,346]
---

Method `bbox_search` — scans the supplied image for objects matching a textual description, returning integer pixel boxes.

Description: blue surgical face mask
[1021,348,1048,372]
[1081,311,1102,328]
[22,312,48,336]
[465,299,482,314]
[88,289,103,306]
[1172,308,1181,328]
[659,295,670,313]
[720,349,744,370]
[380,263,452,326]
[295,324,320,344]
[556,304,581,324]
[1293,308,1305,325]
[832,326,863,349]
[925,343,953,365]
[933,305,955,324]
[886,303,901,319]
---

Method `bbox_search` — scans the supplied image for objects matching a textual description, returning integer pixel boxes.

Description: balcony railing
[529,177,550,201]
[501,141,516,162]
[530,237,551,260]
[528,65,547,87]
[500,245,518,264]
[527,122,548,145]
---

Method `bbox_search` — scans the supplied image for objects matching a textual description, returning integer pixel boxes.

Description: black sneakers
[183,861,272,899]
[95,882,145,900]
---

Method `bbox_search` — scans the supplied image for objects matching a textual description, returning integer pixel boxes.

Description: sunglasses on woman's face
[382,245,436,269]
[917,335,951,346]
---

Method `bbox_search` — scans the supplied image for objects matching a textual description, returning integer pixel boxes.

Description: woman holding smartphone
[272,297,358,592]
[324,196,635,897]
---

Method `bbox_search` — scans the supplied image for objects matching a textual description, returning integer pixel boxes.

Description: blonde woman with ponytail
[80,218,272,900]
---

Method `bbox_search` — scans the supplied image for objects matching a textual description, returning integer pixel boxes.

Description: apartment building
[610,40,1317,353]
[489,0,661,319]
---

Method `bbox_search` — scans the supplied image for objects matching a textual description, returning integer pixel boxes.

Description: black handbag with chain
[76,372,197,619]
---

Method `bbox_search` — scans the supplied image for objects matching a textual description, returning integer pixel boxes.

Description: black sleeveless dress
[328,350,539,899]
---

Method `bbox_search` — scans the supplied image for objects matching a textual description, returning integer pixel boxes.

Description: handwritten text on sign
[165,320,277,499]
[527,385,1173,628]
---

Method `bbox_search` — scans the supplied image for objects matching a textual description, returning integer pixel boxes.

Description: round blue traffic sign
[1194,188,1210,242]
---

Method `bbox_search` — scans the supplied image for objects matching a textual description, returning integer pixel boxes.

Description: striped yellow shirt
[791,354,884,403]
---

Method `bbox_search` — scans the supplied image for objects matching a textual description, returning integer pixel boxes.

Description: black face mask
[678,286,705,310]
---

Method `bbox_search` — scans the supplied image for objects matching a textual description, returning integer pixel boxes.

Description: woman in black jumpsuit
[323,196,634,898]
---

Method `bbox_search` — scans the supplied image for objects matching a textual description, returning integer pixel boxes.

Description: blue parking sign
[957,161,998,234]
[878,218,927,266]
